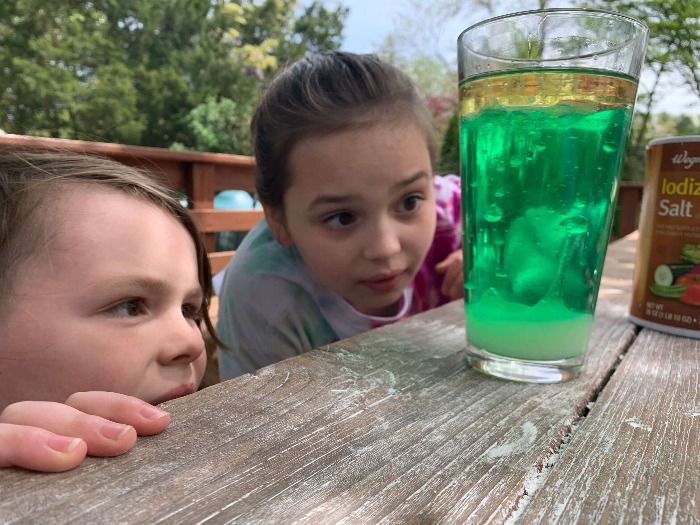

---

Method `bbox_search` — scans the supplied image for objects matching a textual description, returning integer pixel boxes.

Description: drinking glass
[459,9,647,382]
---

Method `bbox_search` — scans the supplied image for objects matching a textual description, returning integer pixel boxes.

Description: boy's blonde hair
[0,148,220,343]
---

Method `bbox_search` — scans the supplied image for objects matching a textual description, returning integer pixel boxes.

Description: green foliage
[376,0,698,182]
[622,112,700,181]
[438,112,459,175]
[577,0,700,105]
[171,97,252,155]
[674,115,700,136]
[577,0,700,180]
[0,0,348,152]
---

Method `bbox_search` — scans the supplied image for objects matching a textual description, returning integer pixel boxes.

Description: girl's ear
[264,206,294,247]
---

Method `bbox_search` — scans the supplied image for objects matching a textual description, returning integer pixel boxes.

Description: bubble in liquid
[560,216,589,235]
[494,188,504,197]
[602,143,616,153]
[483,204,503,222]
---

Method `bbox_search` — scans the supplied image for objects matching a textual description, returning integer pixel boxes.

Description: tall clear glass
[459,9,647,382]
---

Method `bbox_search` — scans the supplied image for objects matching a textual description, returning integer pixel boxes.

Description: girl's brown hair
[0,148,221,345]
[252,51,437,209]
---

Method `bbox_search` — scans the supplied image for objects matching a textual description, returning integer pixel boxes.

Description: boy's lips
[152,384,197,406]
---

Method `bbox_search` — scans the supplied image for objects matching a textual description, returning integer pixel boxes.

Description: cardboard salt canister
[630,136,700,337]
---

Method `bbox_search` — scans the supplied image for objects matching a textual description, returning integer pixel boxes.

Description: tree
[0,1,145,141]
[374,0,561,166]
[439,112,459,175]
[674,114,700,136]
[578,0,700,179]
[374,0,699,179]
[171,97,253,155]
[0,1,348,152]
[581,0,700,101]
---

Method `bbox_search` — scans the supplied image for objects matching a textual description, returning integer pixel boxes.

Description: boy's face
[0,188,206,410]
[267,121,436,317]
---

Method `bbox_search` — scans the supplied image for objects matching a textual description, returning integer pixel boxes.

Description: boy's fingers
[66,392,170,436]
[0,423,87,472]
[1,401,138,457]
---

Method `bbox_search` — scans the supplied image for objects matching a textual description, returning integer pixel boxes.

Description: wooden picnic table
[2,232,698,524]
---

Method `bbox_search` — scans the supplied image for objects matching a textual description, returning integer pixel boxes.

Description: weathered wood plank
[0,236,640,524]
[191,209,264,233]
[0,133,256,193]
[516,328,700,524]
[616,182,644,238]
[208,250,236,275]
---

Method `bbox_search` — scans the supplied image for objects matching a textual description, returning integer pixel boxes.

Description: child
[216,51,463,379]
[0,149,219,472]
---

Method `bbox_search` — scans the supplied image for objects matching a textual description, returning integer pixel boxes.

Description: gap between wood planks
[502,324,642,524]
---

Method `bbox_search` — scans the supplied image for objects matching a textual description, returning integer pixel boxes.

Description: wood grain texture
[208,250,236,275]
[0,236,648,524]
[191,209,264,233]
[517,324,700,524]
[0,133,256,192]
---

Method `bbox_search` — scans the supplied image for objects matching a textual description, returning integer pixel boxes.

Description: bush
[438,112,459,175]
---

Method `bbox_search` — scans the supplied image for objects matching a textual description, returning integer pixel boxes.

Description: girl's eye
[398,195,423,213]
[110,299,145,318]
[324,211,356,229]
[182,303,203,322]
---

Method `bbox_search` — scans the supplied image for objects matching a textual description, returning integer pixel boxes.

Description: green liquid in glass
[461,69,637,361]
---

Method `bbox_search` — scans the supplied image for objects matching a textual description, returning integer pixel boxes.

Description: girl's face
[0,188,206,410]
[267,121,436,316]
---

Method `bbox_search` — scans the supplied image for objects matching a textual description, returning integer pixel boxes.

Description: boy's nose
[363,219,402,261]
[158,313,205,366]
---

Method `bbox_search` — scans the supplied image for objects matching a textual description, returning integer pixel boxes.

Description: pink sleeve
[410,175,462,314]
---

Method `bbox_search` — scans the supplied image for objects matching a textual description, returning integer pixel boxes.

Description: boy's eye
[182,303,203,322]
[398,195,423,213]
[110,299,145,317]
[324,211,356,229]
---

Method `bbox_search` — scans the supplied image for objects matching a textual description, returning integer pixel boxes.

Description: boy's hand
[0,392,170,472]
[435,249,464,300]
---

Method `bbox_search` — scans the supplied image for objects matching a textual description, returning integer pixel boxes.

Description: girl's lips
[362,272,404,293]
[152,384,196,406]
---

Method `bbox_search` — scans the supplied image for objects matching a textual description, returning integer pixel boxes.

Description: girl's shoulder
[218,220,304,301]
[227,220,296,273]
[216,220,325,349]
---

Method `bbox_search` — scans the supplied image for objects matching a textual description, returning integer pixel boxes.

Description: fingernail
[140,405,169,420]
[47,436,83,453]
[100,422,132,441]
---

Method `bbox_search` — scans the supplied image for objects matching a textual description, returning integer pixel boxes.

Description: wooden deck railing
[0,133,644,261]
[615,181,644,240]
[0,134,264,274]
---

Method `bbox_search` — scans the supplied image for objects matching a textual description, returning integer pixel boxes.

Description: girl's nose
[157,312,205,366]
[363,219,402,261]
